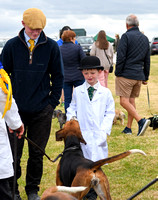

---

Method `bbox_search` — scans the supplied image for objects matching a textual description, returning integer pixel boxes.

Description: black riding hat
[78,56,104,71]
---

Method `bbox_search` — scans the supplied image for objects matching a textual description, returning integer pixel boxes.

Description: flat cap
[23,8,46,29]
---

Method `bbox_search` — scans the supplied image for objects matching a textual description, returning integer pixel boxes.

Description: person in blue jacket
[60,30,86,112]
[57,26,78,107]
[57,26,78,46]
[115,14,150,136]
[1,8,64,200]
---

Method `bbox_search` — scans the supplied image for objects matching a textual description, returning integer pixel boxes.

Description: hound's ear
[79,135,87,145]
[56,129,65,141]
[76,130,87,145]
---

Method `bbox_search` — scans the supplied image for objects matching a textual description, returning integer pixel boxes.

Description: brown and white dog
[41,186,86,200]
[54,119,146,200]
[113,109,126,125]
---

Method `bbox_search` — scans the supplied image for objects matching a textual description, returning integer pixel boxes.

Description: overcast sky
[0,0,158,41]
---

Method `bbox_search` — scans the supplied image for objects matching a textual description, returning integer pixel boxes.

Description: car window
[77,37,94,44]
[77,38,84,44]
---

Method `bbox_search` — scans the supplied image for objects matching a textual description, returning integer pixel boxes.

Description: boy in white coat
[0,63,24,200]
[66,56,115,200]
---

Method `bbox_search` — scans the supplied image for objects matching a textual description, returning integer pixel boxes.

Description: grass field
[19,55,158,200]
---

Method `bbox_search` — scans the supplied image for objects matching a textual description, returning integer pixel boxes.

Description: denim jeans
[64,80,85,112]
[8,104,54,195]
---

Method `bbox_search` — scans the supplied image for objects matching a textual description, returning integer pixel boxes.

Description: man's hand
[142,80,148,85]
[9,123,24,139]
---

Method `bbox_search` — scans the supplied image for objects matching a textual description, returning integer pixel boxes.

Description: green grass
[19,56,158,200]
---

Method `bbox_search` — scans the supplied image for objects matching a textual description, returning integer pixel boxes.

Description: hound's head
[55,119,86,144]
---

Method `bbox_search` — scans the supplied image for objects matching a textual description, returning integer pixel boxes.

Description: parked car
[76,36,94,55]
[150,37,158,55]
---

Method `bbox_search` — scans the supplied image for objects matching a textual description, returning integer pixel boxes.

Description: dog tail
[56,186,87,193]
[91,149,146,171]
[41,186,87,200]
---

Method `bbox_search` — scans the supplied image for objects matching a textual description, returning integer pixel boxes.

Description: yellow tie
[28,39,35,52]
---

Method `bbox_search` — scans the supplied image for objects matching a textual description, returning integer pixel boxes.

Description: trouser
[64,80,85,112]
[0,178,12,200]
[8,104,54,195]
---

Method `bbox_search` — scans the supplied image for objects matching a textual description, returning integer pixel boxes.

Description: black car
[76,36,94,55]
[150,37,158,55]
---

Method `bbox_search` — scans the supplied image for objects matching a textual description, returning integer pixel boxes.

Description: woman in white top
[90,30,114,87]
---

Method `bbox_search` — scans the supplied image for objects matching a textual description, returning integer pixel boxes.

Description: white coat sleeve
[66,89,77,121]
[101,90,115,135]
[0,89,22,130]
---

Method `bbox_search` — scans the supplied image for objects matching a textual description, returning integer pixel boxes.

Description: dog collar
[63,146,80,153]
[51,146,80,163]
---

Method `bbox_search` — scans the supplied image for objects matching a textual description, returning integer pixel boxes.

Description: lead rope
[147,85,153,116]
[12,131,62,200]
[23,135,79,162]
[22,135,79,162]
[12,132,79,198]
[22,135,63,162]
[127,176,158,200]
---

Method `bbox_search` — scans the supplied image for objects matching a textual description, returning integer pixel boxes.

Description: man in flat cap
[1,8,64,200]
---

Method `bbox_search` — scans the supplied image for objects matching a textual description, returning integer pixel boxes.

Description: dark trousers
[8,104,54,195]
[0,178,12,200]
[64,80,85,112]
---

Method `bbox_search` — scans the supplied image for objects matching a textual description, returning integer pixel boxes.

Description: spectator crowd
[0,8,150,200]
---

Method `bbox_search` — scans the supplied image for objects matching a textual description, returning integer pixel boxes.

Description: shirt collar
[86,81,99,90]
[24,31,39,45]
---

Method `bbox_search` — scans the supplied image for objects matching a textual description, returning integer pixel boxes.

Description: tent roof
[93,34,115,43]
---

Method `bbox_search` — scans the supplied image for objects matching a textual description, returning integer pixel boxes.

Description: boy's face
[82,69,102,86]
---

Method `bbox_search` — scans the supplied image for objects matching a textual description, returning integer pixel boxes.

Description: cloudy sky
[0,0,158,41]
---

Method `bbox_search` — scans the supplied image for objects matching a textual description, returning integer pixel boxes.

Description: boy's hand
[71,116,78,121]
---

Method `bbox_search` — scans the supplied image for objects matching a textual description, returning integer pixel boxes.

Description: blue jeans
[64,80,84,112]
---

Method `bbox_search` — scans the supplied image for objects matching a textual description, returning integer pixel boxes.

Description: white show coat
[67,82,115,162]
[0,88,22,179]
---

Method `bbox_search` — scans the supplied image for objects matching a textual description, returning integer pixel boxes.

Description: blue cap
[0,61,3,69]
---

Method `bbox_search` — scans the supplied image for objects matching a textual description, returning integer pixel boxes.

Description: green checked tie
[88,86,95,101]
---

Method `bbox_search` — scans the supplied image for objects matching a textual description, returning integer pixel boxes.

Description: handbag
[109,65,113,73]
[104,50,113,73]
